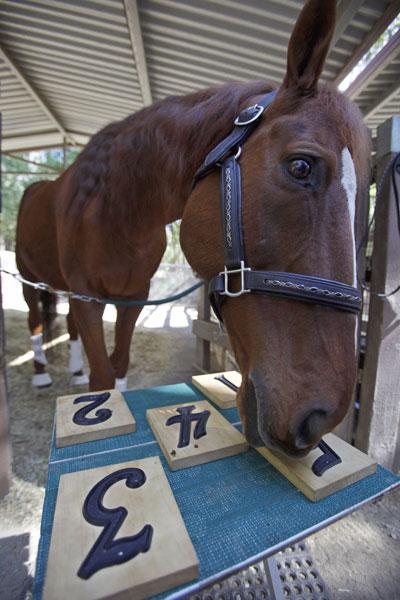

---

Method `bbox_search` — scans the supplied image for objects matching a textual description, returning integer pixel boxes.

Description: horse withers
[15,0,370,456]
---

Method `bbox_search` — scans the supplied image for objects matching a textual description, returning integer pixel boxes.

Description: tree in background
[1,147,81,250]
[1,147,186,265]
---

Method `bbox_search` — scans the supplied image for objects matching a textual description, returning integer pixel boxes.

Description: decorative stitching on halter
[224,166,233,249]
[263,279,362,304]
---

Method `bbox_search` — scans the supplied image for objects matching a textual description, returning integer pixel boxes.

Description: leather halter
[193,90,362,323]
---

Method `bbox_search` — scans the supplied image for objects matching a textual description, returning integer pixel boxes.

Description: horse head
[181,0,370,456]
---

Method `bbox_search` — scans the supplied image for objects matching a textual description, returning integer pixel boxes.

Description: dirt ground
[0,306,399,600]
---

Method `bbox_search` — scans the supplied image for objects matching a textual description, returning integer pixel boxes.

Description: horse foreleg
[70,299,115,391]
[109,303,146,392]
[22,284,52,388]
[67,302,89,386]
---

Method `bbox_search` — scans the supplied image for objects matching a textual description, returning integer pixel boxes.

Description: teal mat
[34,383,400,599]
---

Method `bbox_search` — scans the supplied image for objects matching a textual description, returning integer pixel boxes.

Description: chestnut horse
[16,0,370,455]
[16,180,89,388]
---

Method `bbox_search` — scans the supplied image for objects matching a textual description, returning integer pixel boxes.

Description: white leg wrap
[69,338,85,373]
[70,373,89,386]
[32,372,52,388]
[31,333,47,365]
[115,377,128,392]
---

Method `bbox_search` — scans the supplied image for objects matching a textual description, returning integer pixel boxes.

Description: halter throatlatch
[193,90,362,322]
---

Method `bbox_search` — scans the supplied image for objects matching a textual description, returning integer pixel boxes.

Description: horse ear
[283,0,336,95]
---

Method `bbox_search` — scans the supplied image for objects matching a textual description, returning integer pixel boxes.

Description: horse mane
[64,80,370,251]
[66,81,275,246]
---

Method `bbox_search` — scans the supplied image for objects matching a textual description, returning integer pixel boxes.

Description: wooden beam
[0,44,77,145]
[192,318,231,352]
[356,116,400,471]
[0,113,11,499]
[331,0,364,47]
[2,151,61,172]
[363,79,400,121]
[2,131,88,153]
[123,0,152,106]
[1,171,60,176]
[333,0,400,87]
[0,272,12,499]
[193,287,211,373]
[346,30,400,100]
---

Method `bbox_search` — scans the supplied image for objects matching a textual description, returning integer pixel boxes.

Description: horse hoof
[70,373,89,386]
[32,372,53,388]
[115,377,128,392]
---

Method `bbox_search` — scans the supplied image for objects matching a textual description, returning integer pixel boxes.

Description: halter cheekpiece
[192,90,362,322]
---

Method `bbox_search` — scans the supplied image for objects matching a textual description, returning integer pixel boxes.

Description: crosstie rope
[0,269,204,307]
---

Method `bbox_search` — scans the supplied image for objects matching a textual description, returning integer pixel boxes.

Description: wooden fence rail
[356,116,400,471]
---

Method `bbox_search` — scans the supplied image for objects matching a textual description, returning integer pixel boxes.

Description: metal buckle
[219,261,251,297]
[234,104,264,126]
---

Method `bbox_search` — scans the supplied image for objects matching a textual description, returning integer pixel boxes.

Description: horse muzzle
[240,374,329,458]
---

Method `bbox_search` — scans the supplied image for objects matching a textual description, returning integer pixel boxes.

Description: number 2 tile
[55,389,136,448]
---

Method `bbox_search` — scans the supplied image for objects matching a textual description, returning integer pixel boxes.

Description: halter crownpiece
[193,90,362,322]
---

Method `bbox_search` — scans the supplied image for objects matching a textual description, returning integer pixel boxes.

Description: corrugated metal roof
[0,0,399,152]
[346,28,400,135]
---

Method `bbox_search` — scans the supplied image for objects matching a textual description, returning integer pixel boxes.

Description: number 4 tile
[147,400,248,470]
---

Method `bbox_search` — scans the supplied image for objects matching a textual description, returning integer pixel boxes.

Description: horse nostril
[295,409,328,449]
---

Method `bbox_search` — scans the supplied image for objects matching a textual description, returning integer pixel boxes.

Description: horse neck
[69,82,275,247]
[135,81,274,224]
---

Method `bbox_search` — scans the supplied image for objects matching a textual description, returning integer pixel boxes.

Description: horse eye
[287,158,312,179]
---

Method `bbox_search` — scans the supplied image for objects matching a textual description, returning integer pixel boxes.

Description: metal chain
[0,269,204,306]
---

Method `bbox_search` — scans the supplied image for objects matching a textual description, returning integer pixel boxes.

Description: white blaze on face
[341,146,358,352]
[341,147,357,286]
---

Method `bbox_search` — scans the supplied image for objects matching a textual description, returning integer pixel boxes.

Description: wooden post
[0,269,12,498]
[63,137,68,170]
[0,112,12,498]
[193,285,211,373]
[356,116,400,472]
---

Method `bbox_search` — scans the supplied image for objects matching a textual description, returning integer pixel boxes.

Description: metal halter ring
[234,104,264,126]
[216,145,242,168]
[219,260,251,298]
[234,146,242,160]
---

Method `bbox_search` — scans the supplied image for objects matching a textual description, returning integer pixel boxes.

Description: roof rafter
[346,29,400,100]
[0,44,76,145]
[333,0,400,87]
[363,79,400,121]
[332,0,365,47]
[123,0,152,106]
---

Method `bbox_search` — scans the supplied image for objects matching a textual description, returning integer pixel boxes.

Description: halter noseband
[193,90,362,323]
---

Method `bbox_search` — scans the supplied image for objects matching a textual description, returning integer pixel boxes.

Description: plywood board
[147,400,248,470]
[257,433,377,502]
[43,456,199,600]
[56,389,136,448]
[191,371,242,409]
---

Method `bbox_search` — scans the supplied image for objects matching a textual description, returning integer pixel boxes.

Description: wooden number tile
[147,400,248,470]
[257,433,377,502]
[191,371,242,409]
[56,389,136,448]
[43,456,199,600]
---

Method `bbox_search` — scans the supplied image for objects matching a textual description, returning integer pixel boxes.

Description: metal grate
[190,561,275,600]
[275,542,330,600]
[190,541,329,600]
